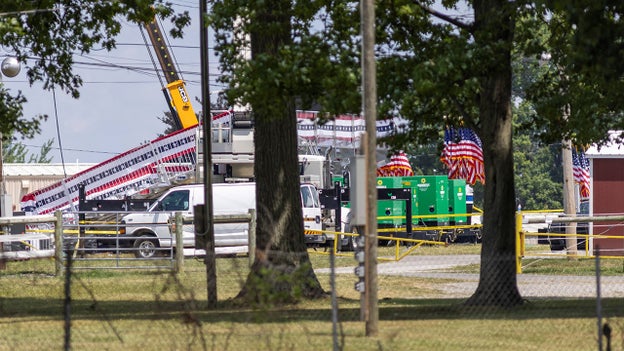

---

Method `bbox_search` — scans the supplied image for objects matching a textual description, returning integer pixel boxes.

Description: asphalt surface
[319,254,624,299]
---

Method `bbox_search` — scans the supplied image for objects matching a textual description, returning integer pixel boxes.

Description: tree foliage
[3,138,53,163]
[519,1,624,146]
[209,0,361,118]
[0,1,190,141]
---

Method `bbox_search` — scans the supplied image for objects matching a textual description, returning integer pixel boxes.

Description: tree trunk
[466,0,523,307]
[236,0,325,304]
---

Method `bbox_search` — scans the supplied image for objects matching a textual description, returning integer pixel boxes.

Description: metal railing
[1,209,257,274]
[0,211,63,275]
[516,212,624,273]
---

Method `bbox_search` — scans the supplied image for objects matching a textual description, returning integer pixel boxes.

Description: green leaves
[518,1,624,148]
[3,138,53,163]
[210,0,361,117]
[0,85,44,140]
[0,1,190,140]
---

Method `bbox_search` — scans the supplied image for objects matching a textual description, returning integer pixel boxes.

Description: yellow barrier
[307,229,447,261]
[26,228,121,235]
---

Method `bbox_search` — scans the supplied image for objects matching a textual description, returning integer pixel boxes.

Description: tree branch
[412,1,473,32]
[450,96,477,130]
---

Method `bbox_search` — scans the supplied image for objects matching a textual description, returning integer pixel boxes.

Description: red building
[586,131,624,256]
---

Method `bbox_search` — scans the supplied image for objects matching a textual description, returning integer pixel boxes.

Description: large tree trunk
[236,0,324,304]
[466,0,523,307]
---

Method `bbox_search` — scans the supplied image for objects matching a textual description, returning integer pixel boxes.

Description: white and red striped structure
[21,126,197,215]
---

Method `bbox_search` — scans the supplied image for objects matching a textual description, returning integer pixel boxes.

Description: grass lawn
[1,245,623,350]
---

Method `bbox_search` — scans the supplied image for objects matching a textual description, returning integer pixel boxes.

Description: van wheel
[133,235,159,258]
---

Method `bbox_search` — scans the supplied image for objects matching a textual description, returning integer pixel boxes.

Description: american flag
[376,151,414,177]
[572,147,591,199]
[440,127,485,185]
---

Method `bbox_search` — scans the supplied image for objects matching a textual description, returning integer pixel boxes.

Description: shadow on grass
[3,296,623,324]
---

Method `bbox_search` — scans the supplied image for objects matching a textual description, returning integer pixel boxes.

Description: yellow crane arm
[144,18,198,129]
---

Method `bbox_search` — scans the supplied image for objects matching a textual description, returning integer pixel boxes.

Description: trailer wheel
[133,235,159,258]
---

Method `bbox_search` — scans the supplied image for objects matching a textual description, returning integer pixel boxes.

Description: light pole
[0,56,21,218]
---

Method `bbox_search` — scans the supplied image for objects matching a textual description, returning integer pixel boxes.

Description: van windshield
[155,190,190,211]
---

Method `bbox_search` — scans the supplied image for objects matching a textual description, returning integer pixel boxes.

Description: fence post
[54,211,63,277]
[175,212,183,274]
[248,208,256,268]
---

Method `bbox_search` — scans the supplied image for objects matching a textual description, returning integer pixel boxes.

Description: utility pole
[199,0,217,307]
[361,0,378,336]
[560,98,578,256]
[562,138,578,256]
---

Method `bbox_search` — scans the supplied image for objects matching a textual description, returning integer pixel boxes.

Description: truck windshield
[300,185,320,208]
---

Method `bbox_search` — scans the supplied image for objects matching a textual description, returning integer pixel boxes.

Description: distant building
[2,163,96,213]
[585,131,624,256]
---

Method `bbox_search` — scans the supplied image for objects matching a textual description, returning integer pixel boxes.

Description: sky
[8,1,219,164]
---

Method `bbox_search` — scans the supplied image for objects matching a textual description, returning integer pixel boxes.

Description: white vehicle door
[154,189,193,247]
[300,184,322,231]
[211,184,254,249]
[182,184,254,253]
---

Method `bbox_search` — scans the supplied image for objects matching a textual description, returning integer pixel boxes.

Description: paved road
[318,254,624,298]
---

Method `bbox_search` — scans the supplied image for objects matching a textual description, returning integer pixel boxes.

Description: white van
[120,182,322,258]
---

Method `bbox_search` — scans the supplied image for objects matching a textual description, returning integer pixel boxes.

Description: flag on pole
[572,147,591,199]
[440,127,485,185]
[376,151,414,177]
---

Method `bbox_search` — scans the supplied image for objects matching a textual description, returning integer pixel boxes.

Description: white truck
[119,182,323,258]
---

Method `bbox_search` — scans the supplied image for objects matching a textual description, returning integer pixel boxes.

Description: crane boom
[144,18,198,129]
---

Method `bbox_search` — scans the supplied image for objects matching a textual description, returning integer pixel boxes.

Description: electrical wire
[52,86,77,211]
[138,24,168,92]
[158,16,186,82]
[21,144,119,155]
[52,86,68,179]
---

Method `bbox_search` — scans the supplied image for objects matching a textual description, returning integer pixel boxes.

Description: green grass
[522,256,624,275]
[1,248,623,350]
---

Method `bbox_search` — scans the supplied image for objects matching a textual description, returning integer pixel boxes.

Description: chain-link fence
[2,236,623,351]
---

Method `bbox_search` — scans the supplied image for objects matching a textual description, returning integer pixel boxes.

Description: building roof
[585,131,624,159]
[3,163,97,177]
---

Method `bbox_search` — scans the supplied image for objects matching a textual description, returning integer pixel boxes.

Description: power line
[22,143,120,156]
[22,54,229,84]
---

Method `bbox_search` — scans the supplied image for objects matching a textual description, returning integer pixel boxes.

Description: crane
[143,17,198,130]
